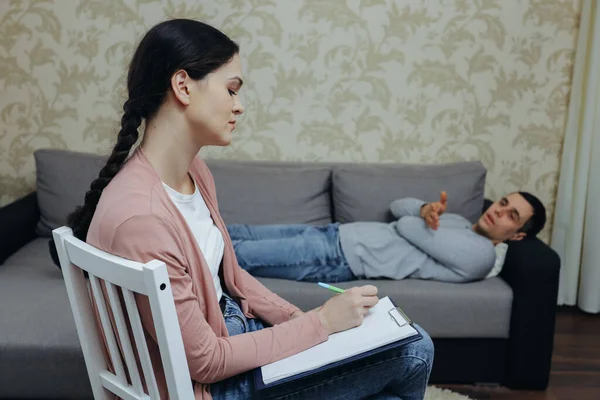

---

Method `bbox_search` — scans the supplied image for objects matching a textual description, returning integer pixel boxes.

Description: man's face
[475,193,534,243]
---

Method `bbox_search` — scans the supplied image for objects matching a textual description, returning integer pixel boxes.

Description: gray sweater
[339,198,496,283]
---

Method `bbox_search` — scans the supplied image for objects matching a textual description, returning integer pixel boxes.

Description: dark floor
[440,306,600,400]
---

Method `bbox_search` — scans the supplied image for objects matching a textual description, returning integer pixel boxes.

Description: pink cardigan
[87,148,328,399]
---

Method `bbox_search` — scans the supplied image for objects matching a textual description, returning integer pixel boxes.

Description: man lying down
[226,191,547,284]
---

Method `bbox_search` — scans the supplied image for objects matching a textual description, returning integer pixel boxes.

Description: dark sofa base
[430,339,507,385]
[0,347,92,400]
[0,339,527,400]
[0,339,509,399]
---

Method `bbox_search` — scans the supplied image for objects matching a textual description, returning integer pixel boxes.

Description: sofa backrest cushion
[34,149,106,237]
[332,161,487,224]
[33,149,334,237]
[205,160,332,225]
[33,148,485,234]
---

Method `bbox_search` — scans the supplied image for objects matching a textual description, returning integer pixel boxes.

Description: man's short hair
[517,191,546,237]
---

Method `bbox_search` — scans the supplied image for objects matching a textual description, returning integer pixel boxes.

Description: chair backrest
[52,226,194,400]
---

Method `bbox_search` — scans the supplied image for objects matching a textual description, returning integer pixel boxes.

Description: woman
[66,19,434,399]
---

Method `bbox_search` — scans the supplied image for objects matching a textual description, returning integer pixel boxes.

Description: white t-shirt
[162,180,224,301]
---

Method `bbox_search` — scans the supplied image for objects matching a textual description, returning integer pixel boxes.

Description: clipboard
[253,299,422,391]
[389,305,412,327]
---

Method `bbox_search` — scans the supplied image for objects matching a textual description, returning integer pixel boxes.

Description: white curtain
[551,0,600,314]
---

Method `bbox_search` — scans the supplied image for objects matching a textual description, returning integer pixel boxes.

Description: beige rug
[425,386,473,400]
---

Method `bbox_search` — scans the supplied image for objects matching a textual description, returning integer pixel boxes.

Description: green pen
[318,282,345,294]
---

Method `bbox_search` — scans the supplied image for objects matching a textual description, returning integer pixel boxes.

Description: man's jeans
[210,293,434,400]
[227,223,357,282]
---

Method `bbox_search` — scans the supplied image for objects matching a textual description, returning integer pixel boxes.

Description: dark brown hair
[67,19,239,241]
[517,191,546,237]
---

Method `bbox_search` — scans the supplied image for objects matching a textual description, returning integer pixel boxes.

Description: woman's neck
[140,108,200,195]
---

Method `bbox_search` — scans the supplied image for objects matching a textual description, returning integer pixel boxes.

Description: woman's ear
[170,69,191,106]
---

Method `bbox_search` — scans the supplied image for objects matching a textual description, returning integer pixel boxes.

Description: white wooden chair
[52,226,194,400]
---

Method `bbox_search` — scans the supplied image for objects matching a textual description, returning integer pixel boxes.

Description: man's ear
[509,231,527,242]
[170,69,191,106]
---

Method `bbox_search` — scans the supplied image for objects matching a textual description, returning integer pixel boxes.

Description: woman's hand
[316,285,379,335]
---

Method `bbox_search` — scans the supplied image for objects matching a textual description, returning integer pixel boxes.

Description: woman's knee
[409,324,435,375]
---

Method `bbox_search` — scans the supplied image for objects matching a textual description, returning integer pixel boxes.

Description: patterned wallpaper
[0,0,581,241]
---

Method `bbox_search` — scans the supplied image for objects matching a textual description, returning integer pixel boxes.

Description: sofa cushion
[332,161,486,224]
[206,159,332,225]
[0,239,92,398]
[35,149,106,237]
[257,277,513,338]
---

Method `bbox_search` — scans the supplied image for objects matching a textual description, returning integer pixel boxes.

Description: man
[226,191,547,283]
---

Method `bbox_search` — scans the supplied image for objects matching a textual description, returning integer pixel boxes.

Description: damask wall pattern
[0,0,581,241]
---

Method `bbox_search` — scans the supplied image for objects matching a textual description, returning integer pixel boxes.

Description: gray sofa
[0,149,560,399]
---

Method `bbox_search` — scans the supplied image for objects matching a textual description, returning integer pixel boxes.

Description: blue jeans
[227,223,357,283]
[210,293,434,400]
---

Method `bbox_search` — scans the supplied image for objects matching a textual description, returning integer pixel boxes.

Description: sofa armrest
[500,237,560,389]
[0,192,40,264]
